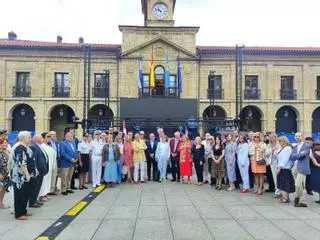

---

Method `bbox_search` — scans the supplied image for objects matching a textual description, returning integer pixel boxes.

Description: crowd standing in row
[0,128,320,221]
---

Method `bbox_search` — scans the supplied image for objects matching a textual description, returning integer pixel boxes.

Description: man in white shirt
[90,131,104,187]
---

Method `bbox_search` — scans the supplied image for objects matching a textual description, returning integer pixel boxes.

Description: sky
[1,0,320,47]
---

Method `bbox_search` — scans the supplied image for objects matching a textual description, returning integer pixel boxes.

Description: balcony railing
[316,89,320,100]
[12,86,31,97]
[244,89,260,99]
[280,89,297,100]
[207,89,224,99]
[92,87,109,98]
[139,87,179,98]
[52,87,70,97]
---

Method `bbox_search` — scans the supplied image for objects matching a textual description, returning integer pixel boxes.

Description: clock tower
[141,0,175,26]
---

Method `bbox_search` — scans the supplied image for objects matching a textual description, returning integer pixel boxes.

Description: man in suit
[146,133,158,181]
[48,131,59,195]
[169,131,182,182]
[305,137,315,195]
[60,132,78,195]
[290,132,311,207]
[29,135,48,208]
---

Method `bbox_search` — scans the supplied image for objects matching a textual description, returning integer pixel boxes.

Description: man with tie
[146,133,159,181]
[169,131,182,182]
[29,135,48,206]
[60,132,78,195]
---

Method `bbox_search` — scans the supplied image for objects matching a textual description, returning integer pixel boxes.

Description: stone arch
[275,105,299,134]
[10,103,36,132]
[312,106,320,134]
[88,104,114,131]
[240,105,263,132]
[202,105,227,120]
[49,104,76,140]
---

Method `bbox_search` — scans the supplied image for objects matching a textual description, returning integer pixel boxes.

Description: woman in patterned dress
[179,135,193,184]
[123,135,134,183]
[211,135,225,190]
[0,136,11,209]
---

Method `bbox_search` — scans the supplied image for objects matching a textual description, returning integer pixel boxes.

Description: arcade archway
[11,104,35,132]
[240,106,262,132]
[49,104,75,140]
[276,106,298,134]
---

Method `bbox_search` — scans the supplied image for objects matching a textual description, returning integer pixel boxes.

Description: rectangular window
[55,73,69,90]
[94,73,106,88]
[244,75,259,99]
[169,75,177,95]
[280,76,295,100]
[281,76,294,90]
[53,73,69,97]
[93,73,108,98]
[16,72,30,87]
[245,75,258,89]
[208,75,222,89]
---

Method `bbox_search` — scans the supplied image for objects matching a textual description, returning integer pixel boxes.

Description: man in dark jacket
[29,135,49,208]
[146,133,159,181]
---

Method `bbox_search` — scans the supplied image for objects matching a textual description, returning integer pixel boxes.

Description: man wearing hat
[90,130,105,187]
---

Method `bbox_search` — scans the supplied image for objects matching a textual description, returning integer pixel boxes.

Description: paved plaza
[1,178,320,240]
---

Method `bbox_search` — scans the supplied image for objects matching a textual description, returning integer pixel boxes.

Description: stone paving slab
[1,178,320,240]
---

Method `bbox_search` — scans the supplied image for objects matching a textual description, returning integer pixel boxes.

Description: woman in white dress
[39,133,56,201]
[155,135,170,182]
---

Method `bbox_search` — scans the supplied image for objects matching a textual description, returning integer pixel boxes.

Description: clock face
[152,3,168,20]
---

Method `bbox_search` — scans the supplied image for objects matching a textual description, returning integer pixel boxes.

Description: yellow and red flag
[150,46,155,89]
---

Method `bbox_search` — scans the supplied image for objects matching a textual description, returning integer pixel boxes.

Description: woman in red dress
[179,135,193,184]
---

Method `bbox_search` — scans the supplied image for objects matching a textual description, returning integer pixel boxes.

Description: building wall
[1,46,320,137]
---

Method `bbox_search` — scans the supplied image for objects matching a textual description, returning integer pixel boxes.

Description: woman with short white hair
[191,136,205,186]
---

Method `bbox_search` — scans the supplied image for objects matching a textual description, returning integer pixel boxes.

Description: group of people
[1,127,320,221]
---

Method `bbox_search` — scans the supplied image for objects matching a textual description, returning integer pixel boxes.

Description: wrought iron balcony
[316,89,320,100]
[244,89,260,100]
[12,86,31,97]
[139,87,179,98]
[280,89,297,100]
[92,87,109,98]
[52,87,70,97]
[207,89,224,99]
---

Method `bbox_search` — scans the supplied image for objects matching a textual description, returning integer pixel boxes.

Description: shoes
[134,181,138,185]
[204,181,209,184]
[47,192,57,196]
[61,192,68,195]
[265,189,275,193]
[82,186,88,189]
[141,181,147,183]
[307,191,314,196]
[92,185,96,188]
[25,212,33,216]
[170,179,176,182]
[30,204,41,208]
[16,216,28,220]
[315,200,320,204]
[295,202,307,207]
[66,190,74,194]
[273,194,282,199]
[240,189,249,193]
[79,187,83,190]
[39,197,49,202]
[71,187,78,190]
[294,197,299,205]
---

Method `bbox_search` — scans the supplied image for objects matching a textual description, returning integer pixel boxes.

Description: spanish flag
[150,46,155,89]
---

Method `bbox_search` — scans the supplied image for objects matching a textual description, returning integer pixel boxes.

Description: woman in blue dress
[102,135,120,187]
[225,134,237,191]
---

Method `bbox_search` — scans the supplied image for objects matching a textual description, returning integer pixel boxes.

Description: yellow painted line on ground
[65,201,88,216]
[35,237,49,240]
[93,184,106,193]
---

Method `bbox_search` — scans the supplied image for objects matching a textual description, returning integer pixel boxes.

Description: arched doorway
[49,104,75,140]
[276,106,298,134]
[240,106,262,132]
[11,104,35,132]
[88,104,114,131]
[202,105,226,134]
[312,107,320,138]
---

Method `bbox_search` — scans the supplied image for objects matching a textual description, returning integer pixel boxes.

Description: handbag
[255,144,266,166]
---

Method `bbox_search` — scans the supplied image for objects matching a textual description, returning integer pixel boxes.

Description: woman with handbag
[249,132,267,195]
